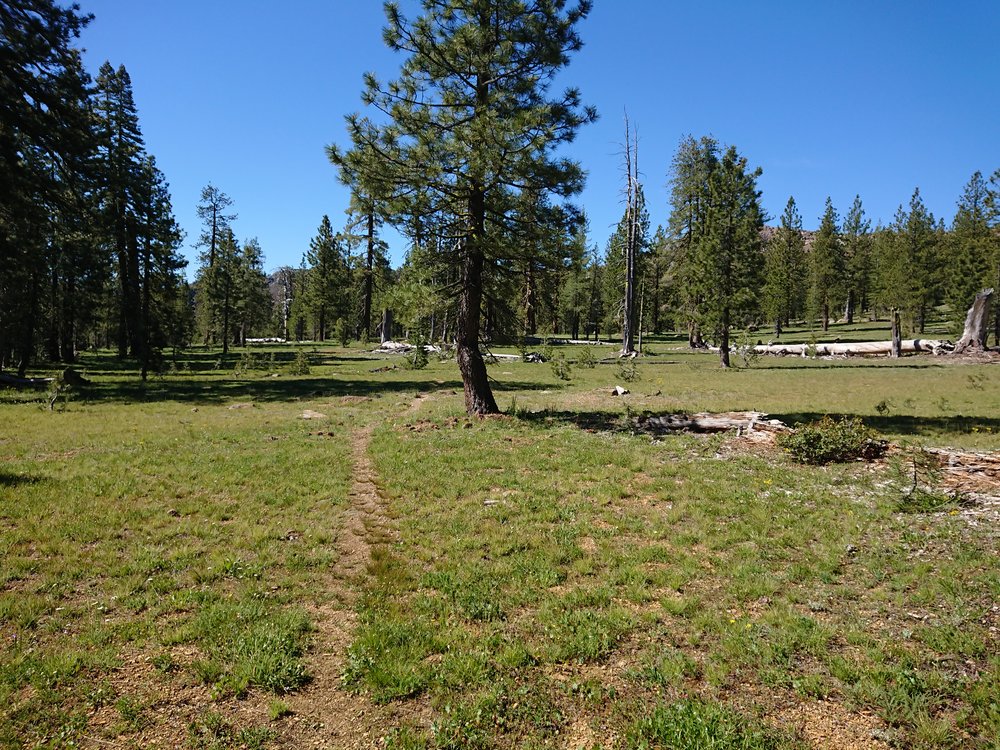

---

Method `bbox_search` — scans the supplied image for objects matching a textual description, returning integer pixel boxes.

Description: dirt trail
[276,422,410,748]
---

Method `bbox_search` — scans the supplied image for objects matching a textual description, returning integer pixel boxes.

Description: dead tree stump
[952,288,994,355]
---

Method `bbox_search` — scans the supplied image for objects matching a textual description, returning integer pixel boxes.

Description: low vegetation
[2,331,998,748]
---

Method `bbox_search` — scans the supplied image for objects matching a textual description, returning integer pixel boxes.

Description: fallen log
[743,339,952,357]
[0,372,54,388]
[638,411,789,435]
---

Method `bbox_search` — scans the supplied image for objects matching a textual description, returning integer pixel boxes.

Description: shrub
[287,349,311,375]
[551,354,571,381]
[778,416,886,464]
[616,356,639,383]
[406,343,428,370]
[577,345,598,369]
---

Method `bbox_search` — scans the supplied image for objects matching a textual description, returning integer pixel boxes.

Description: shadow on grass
[513,408,633,433]
[75,375,561,406]
[772,411,1000,438]
[0,471,46,488]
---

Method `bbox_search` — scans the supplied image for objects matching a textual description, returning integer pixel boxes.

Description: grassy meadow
[1,324,998,749]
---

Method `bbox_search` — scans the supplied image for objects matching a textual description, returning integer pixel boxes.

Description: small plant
[406,338,428,370]
[507,395,520,417]
[734,328,761,368]
[577,345,598,369]
[540,340,555,361]
[891,443,957,512]
[874,399,893,417]
[287,349,311,375]
[268,699,293,720]
[616,356,639,383]
[551,353,572,381]
[779,416,886,464]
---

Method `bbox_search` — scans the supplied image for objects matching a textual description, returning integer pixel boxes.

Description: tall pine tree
[330,0,595,414]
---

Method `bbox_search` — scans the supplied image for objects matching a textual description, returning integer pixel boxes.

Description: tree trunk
[456,191,499,415]
[845,290,855,325]
[221,283,231,355]
[822,302,829,332]
[891,308,902,358]
[952,288,994,355]
[381,309,393,344]
[140,235,151,380]
[362,210,375,339]
[718,308,730,367]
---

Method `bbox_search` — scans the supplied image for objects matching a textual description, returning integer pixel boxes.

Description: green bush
[287,349,311,375]
[616,356,639,383]
[778,416,886,464]
[551,354,572,381]
[577,345,598,369]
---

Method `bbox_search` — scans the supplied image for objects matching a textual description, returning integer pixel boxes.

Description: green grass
[2,335,999,747]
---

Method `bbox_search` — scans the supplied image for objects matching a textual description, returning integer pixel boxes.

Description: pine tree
[233,237,271,347]
[762,197,805,336]
[875,189,939,333]
[946,172,993,333]
[557,217,592,340]
[842,195,872,323]
[94,61,147,358]
[0,1,94,374]
[302,215,348,340]
[989,169,1000,345]
[329,0,595,414]
[196,228,240,354]
[196,184,236,270]
[686,145,765,367]
[808,198,844,332]
[667,135,720,348]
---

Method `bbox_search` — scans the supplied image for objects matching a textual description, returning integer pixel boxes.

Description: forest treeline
[3,0,999,385]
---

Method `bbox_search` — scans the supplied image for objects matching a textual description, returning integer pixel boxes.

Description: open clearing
[1,332,998,749]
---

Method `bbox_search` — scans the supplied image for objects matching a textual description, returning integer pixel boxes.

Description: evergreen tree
[646,226,669,334]
[94,61,146,358]
[686,145,765,367]
[557,217,592,340]
[842,195,872,323]
[762,197,805,336]
[303,215,348,340]
[667,135,720,347]
[945,172,993,334]
[330,0,595,414]
[875,189,939,333]
[0,0,94,373]
[196,184,236,269]
[808,197,844,331]
[989,169,1000,345]
[232,237,271,347]
[196,228,239,354]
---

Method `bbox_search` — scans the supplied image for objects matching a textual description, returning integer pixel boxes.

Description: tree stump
[952,289,994,355]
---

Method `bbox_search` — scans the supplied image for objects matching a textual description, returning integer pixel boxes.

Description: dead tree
[952,288,994,355]
[891,309,902,358]
[621,114,639,356]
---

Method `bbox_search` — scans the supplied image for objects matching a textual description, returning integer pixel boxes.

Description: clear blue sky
[78,0,1000,275]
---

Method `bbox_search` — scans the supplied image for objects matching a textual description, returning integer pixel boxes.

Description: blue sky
[78,1,1000,275]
